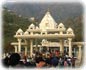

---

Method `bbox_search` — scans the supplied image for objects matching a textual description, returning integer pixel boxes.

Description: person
[59,57,64,67]
[64,59,68,67]
[23,55,27,64]
[36,58,46,68]
[35,53,46,68]
[55,50,60,57]
[24,60,36,67]
[9,53,21,67]
[45,54,51,67]
[51,54,59,67]
[67,57,71,67]
[3,56,9,67]
[71,56,76,67]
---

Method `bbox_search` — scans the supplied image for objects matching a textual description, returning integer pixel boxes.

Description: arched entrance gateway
[11,10,84,61]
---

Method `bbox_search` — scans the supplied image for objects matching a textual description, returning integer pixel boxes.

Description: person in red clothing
[55,50,60,57]
[71,56,76,67]
[36,60,46,68]
[23,55,27,64]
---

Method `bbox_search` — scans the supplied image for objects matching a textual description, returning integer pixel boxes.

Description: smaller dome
[29,23,35,29]
[67,27,74,34]
[57,23,66,31]
[67,27,73,32]
[16,28,23,33]
[16,28,23,35]
[30,23,35,27]
[58,23,64,27]
[24,31,28,35]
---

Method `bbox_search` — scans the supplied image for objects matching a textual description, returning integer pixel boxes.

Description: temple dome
[39,11,57,30]
[58,23,66,31]
[29,23,35,29]
[17,28,23,33]
[30,23,35,27]
[67,27,74,34]
[58,23,64,27]
[67,27,73,32]
[16,28,23,35]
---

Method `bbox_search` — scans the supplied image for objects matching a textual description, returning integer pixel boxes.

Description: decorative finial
[47,8,50,12]
[46,8,50,14]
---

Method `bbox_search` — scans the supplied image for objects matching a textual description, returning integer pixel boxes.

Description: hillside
[4,3,82,22]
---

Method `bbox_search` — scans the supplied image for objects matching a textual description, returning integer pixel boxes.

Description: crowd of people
[2,50,77,68]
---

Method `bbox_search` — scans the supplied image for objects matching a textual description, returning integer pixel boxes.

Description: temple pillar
[14,46,17,53]
[30,40,33,58]
[25,46,27,56]
[18,39,22,53]
[24,39,28,56]
[60,39,64,54]
[78,45,82,61]
[68,38,72,57]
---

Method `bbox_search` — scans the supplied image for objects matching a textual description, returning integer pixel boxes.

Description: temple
[11,10,84,62]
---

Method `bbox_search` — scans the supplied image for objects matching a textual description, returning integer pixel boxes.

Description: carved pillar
[14,46,17,53]
[18,39,22,53]
[24,39,28,55]
[78,45,82,61]
[68,38,72,57]
[30,40,33,58]
[25,46,27,56]
[60,39,64,54]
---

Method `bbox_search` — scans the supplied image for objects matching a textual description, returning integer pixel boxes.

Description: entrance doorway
[49,47,60,53]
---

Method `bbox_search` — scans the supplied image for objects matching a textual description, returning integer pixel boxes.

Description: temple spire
[47,8,50,12]
[39,9,57,30]
[46,8,50,14]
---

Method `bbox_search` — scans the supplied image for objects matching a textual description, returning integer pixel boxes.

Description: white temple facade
[11,10,84,62]
[39,11,57,31]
